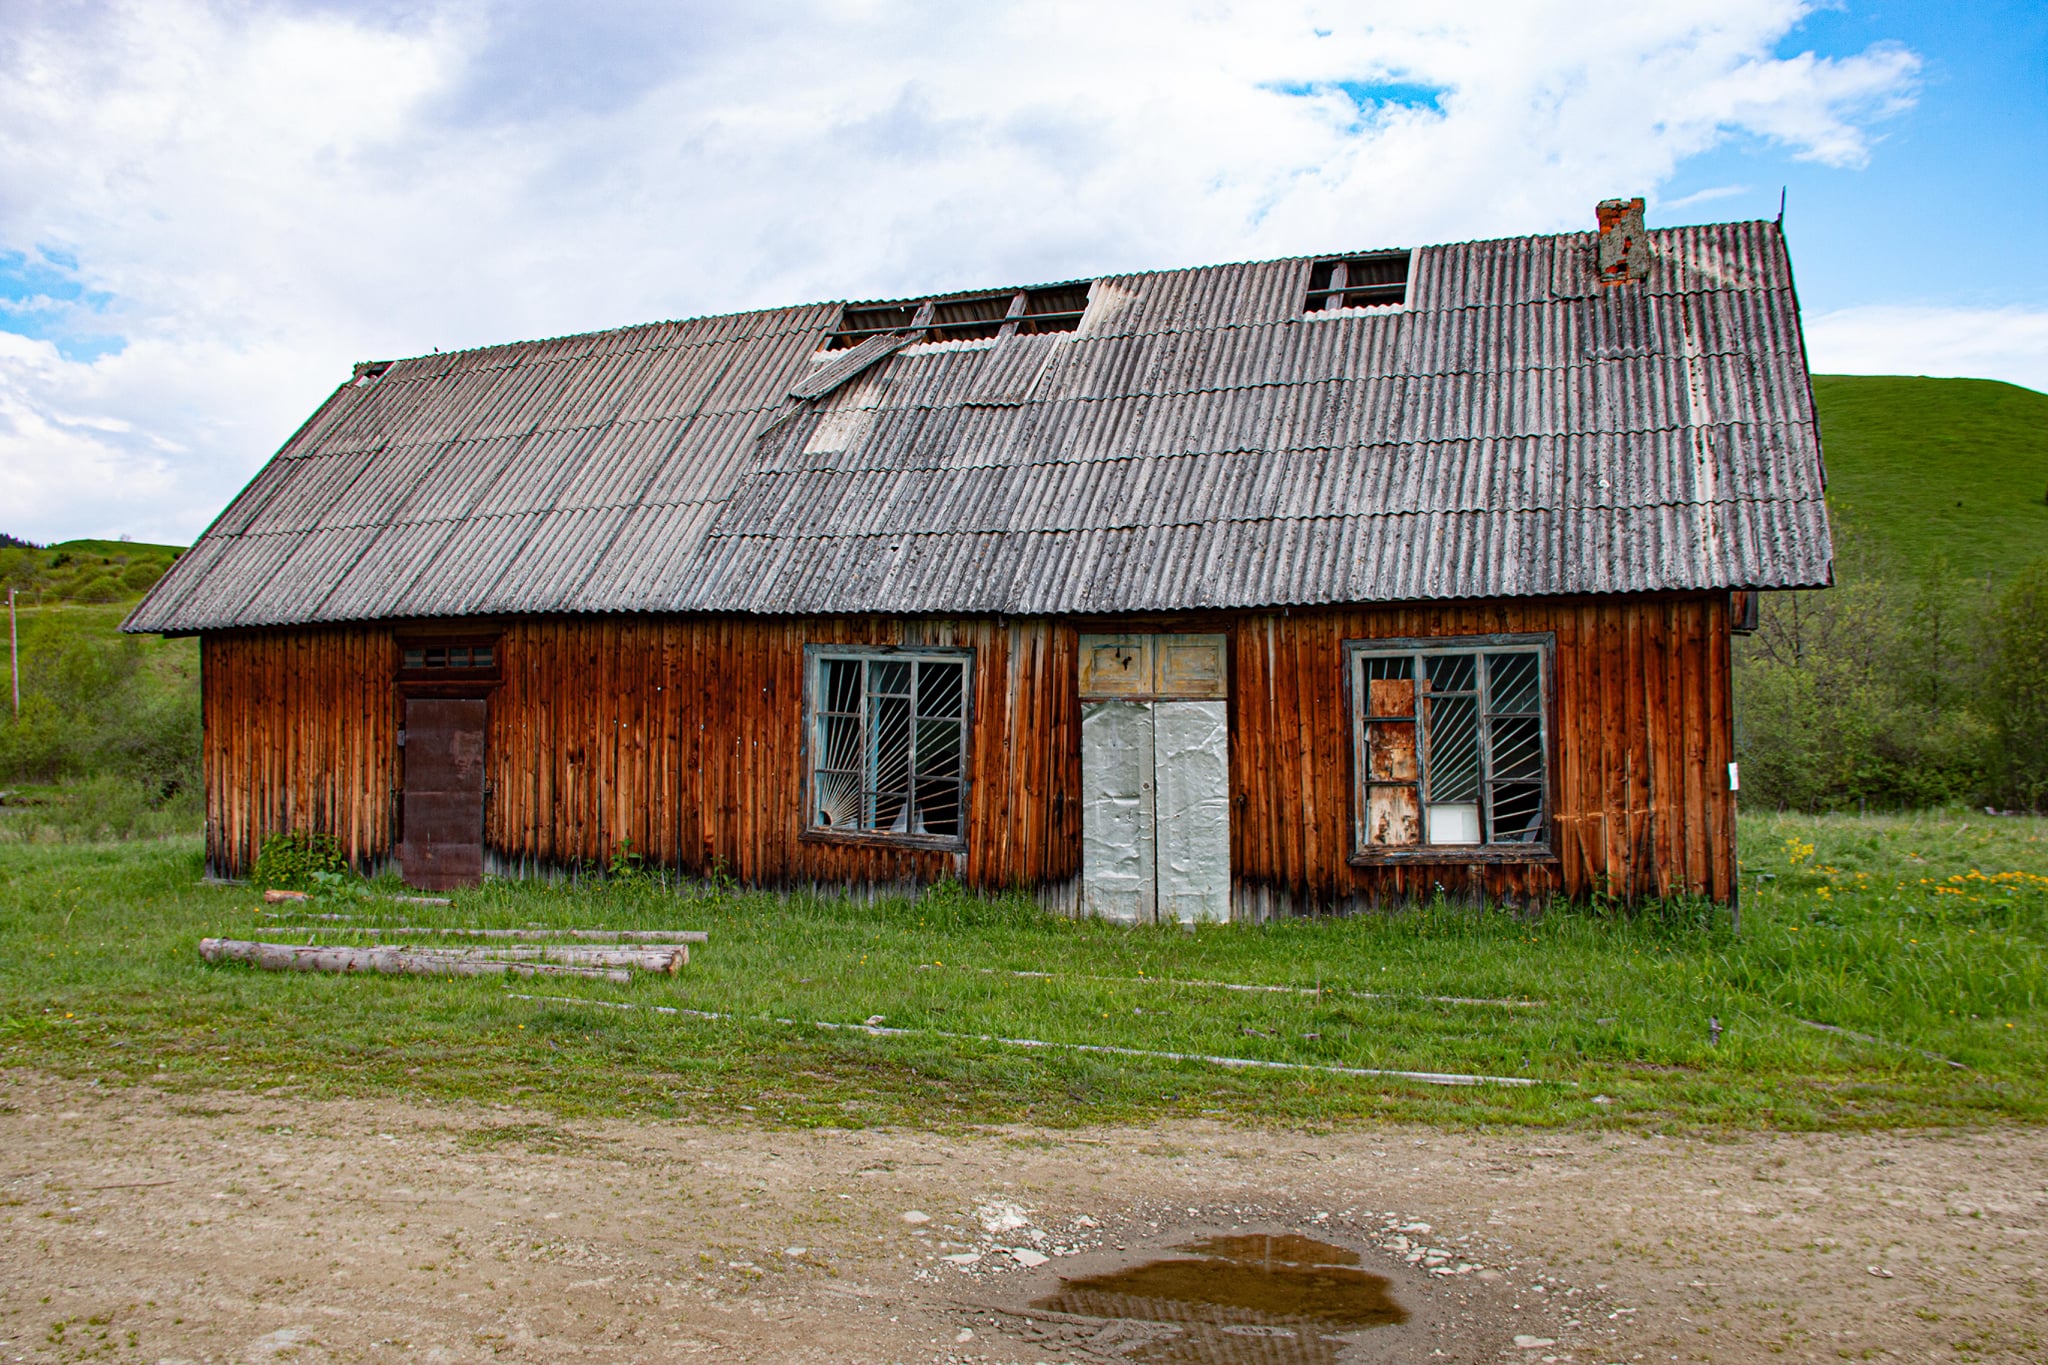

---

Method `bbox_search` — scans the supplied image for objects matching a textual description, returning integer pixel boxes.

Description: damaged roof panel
[129,218,1831,633]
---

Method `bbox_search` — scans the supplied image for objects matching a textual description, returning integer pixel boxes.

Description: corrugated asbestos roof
[127,220,1831,632]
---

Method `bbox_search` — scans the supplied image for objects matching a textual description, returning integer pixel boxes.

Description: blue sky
[0,0,2042,545]
[1657,0,2047,316]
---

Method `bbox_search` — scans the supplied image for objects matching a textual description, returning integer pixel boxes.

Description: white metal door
[1077,634,1230,925]
[1153,699,1230,923]
[1080,700,1153,923]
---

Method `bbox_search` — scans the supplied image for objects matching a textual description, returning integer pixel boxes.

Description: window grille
[809,649,971,843]
[1349,638,1549,853]
[1305,252,1410,311]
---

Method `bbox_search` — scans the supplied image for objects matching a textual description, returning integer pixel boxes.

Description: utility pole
[8,587,16,719]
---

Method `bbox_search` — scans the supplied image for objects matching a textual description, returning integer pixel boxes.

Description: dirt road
[0,1071,2041,1363]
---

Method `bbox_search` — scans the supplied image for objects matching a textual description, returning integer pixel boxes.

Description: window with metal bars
[1304,252,1410,311]
[826,283,1091,348]
[807,648,972,845]
[1347,637,1550,856]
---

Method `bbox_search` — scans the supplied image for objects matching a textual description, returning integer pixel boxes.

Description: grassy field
[1813,374,2048,584]
[2,811,2042,1132]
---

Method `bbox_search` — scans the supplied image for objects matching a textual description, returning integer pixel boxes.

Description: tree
[1982,561,2048,810]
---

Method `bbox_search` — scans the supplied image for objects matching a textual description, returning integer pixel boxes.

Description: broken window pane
[1423,693,1480,802]
[1489,781,1545,844]
[1486,652,1540,714]
[1488,715,1543,781]
[824,658,862,714]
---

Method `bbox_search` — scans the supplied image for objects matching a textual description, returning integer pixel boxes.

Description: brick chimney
[1596,197,1650,286]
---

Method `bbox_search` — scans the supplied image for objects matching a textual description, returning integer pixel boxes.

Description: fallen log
[346,943,687,973]
[199,938,631,984]
[257,926,706,943]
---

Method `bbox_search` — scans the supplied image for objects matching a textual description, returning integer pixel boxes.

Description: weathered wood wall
[202,627,398,876]
[483,616,1080,890]
[200,593,1733,906]
[201,616,1083,892]
[1230,594,1734,911]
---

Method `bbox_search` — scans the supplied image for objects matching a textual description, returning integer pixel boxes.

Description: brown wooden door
[400,697,486,889]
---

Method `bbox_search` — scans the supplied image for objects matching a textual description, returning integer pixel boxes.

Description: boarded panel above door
[1079,634,1226,700]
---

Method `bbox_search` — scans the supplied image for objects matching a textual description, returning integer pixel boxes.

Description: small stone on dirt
[1512,1334,1556,1349]
[1008,1247,1049,1267]
[901,1210,930,1224]
[977,1200,1030,1233]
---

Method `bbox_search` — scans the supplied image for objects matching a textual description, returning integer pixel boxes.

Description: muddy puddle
[1030,1232,1406,1363]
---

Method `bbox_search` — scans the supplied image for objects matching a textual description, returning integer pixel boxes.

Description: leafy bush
[251,831,349,889]
[119,560,164,592]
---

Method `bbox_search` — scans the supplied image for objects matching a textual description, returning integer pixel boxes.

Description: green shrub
[251,830,349,889]
[119,561,164,592]
[1982,562,2048,809]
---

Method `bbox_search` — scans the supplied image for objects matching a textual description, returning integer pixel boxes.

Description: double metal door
[1078,635,1230,923]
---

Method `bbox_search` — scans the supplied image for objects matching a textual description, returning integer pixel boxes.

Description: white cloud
[0,0,1923,543]
[1804,305,2048,395]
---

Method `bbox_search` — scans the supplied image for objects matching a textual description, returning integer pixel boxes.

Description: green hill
[1812,375,2048,585]
[0,537,183,607]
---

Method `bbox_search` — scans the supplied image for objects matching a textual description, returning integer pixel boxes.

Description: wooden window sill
[801,827,966,854]
[1349,845,1557,867]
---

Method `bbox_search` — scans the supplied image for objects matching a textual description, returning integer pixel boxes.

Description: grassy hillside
[0,536,183,606]
[1,538,200,837]
[1812,375,2048,585]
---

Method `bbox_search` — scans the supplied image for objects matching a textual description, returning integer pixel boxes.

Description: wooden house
[126,200,1831,914]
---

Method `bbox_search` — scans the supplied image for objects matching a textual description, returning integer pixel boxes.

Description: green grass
[1813,374,2048,584]
[3,811,2043,1131]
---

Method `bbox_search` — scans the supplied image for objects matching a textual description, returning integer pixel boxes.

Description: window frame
[1304,251,1412,312]
[393,632,502,697]
[1343,632,1557,865]
[800,643,976,852]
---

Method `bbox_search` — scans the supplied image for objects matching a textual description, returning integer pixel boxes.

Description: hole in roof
[1304,252,1409,312]
[828,304,920,350]
[827,282,1090,349]
[929,294,1011,342]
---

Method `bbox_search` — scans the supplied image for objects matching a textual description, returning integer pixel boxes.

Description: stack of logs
[200,925,706,985]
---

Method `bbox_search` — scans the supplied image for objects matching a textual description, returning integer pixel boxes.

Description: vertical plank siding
[1227,595,1734,911]
[200,594,1732,907]
[201,627,397,876]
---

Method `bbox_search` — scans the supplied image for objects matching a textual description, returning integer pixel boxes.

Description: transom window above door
[806,647,972,848]
[1347,637,1551,858]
